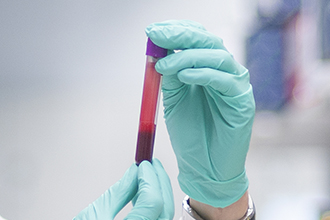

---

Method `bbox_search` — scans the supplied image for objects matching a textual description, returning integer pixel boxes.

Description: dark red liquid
[135,124,156,165]
[135,58,161,165]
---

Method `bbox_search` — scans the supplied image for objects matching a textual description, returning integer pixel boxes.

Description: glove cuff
[178,169,249,208]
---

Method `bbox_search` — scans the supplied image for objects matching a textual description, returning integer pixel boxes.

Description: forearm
[189,191,249,220]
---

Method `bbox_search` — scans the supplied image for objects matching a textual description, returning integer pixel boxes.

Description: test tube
[135,38,167,165]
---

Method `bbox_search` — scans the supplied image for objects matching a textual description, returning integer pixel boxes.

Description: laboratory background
[1,0,330,219]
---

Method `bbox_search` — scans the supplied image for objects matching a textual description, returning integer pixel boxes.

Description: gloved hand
[73,159,174,220]
[146,20,255,208]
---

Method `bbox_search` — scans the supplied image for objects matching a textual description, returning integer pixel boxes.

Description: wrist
[182,191,255,220]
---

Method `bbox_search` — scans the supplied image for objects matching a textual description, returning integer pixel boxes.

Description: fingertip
[151,157,161,164]
[145,22,160,36]
[145,25,153,35]
[138,160,153,170]
[138,160,158,182]
[155,59,165,73]
[155,53,181,75]
[155,56,176,76]
[145,26,156,38]
[151,158,164,169]
[127,162,139,175]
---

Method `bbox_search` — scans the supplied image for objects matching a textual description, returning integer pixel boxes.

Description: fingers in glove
[81,163,138,220]
[181,68,250,97]
[156,49,250,96]
[156,49,244,75]
[146,22,227,51]
[152,158,175,220]
[125,161,163,220]
[158,49,239,91]
[146,20,206,33]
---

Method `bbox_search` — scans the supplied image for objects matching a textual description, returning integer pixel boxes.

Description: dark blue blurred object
[257,0,301,27]
[246,27,285,111]
[321,0,330,59]
[246,0,301,111]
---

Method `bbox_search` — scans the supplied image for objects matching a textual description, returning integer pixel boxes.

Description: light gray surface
[247,103,330,220]
[1,1,329,219]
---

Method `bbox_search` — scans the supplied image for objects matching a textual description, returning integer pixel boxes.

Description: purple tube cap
[146,38,167,58]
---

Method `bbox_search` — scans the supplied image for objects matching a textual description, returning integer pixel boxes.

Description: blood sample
[135,38,167,165]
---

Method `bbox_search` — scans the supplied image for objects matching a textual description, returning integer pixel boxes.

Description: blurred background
[0,0,329,219]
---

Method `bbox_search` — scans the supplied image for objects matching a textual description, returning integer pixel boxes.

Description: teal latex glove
[146,20,255,208]
[73,159,174,220]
